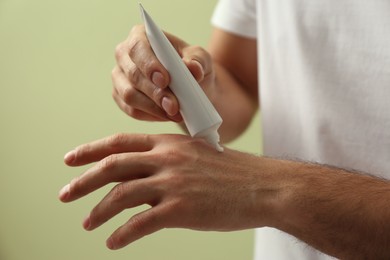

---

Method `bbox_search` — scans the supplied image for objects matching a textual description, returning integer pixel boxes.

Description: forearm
[209,63,257,143]
[179,62,257,142]
[266,158,390,259]
[205,28,258,143]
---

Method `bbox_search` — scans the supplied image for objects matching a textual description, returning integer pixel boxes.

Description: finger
[185,59,204,82]
[111,66,169,120]
[181,45,213,83]
[64,133,155,166]
[60,152,155,202]
[122,27,184,117]
[112,65,180,118]
[117,25,170,89]
[133,74,180,117]
[84,179,158,231]
[112,87,168,122]
[106,204,169,250]
[112,68,182,121]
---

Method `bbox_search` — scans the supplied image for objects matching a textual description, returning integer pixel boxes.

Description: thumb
[181,46,212,83]
[183,59,204,82]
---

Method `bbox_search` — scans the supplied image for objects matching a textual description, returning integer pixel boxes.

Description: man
[59,0,390,258]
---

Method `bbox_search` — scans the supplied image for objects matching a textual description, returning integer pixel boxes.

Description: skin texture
[60,133,390,258]
[60,26,390,258]
[60,134,278,249]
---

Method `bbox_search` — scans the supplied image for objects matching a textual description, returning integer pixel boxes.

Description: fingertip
[185,59,204,82]
[161,97,179,117]
[106,237,116,250]
[64,150,75,165]
[58,184,70,202]
[83,214,91,231]
[106,235,127,250]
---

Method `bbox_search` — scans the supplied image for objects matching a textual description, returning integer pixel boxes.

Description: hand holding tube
[111,10,218,125]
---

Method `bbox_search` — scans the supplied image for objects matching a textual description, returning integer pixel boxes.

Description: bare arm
[60,133,390,258]
[269,159,390,259]
[206,28,258,142]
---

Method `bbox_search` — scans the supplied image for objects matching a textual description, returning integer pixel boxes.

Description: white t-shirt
[212,0,390,259]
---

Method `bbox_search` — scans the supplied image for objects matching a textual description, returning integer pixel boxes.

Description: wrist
[253,157,304,229]
[234,156,292,229]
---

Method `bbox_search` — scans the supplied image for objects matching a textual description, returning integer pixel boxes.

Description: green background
[0,0,262,259]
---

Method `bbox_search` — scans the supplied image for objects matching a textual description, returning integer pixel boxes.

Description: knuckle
[107,133,129,149]
[129,24,144,36]
[144,59,162,77]
[114,42,125,61]
[130,215,143,231]
[163,148,182,163]
[148,136,200,167]
[185,45,211,67]
[161,170,186,191]
[110,183,126,203]
[182,136,206,150]
[191,45,208,57]
[111,87,118,100]
[98,154,119,172]
[127,29,161,79]
[126,107,138,118]
[124,107,146,120]
[151,86,164,103]
[123,86,137,104]
[127,65,141,85]
[161,146,193,166]
[111,66,120,80]
[129,214,149,236]
[188,45,203,52]
[128,38,142,60]
[166,198,186,214]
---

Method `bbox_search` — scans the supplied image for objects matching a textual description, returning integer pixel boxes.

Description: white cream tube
[139,4,223,152]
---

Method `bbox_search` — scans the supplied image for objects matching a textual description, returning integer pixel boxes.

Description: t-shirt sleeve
[211,0,257,38]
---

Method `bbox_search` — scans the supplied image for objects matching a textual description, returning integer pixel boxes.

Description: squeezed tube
[139,4,223,152]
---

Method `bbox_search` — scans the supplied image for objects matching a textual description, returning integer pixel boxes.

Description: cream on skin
[140,4,223,152]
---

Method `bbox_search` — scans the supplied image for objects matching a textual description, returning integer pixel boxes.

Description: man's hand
[59,133,390,258]
[59,133,275,250]
[112,25,216,122]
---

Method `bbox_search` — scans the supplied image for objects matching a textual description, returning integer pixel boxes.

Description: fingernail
[162,97,176,116]
[64,150,75,164]
[152,72,165,88]
[107,237,115,250]
[191,60,204,81]
[192,59,203,72]
[59,184,70,201]
[83,215,91,230]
